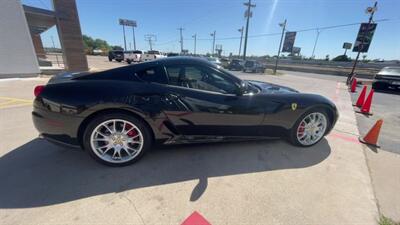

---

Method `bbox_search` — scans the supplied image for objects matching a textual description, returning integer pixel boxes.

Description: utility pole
[192,34,197,55]
[242,0,256,60]
[51,36,60,67]
[210,30,216,56]
[273,19,286,74]
[349,1,378,81]
[311,29,320,59]
[122,24,127,51]
[178,27,184,53]
[132,26,136,50]
[145,34,156,51]
[238,27,244,57]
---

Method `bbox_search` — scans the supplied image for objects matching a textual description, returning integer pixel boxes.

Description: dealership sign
[119,19,137,27]
[342,42,352,49]
[282,32,296,53]
[352,23,377,53]
[292,47,301,54]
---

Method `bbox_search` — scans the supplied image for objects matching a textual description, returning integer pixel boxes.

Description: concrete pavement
[0,66,380,224]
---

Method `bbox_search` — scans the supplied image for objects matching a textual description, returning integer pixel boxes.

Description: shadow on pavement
[0,138,331,208]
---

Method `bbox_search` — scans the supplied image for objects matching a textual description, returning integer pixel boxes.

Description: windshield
[133,50,142,54]
[147,51,160,54]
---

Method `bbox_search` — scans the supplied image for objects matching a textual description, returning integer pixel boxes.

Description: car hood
[247,80,299,94]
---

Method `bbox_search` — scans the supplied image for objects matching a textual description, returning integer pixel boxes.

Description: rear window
[147,51,160,54]
[245,61,254,67]
[133,50,142,54]
[113,51,123,54]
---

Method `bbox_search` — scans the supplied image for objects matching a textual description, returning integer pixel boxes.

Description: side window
[165,66,181,86]
[134,66,167,84]
[165,65,237,94]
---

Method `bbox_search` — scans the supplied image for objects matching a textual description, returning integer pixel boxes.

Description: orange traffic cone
[354,85,367,107]
[350,78,357,92]
[359,119,383,147]
[358,89,374,115]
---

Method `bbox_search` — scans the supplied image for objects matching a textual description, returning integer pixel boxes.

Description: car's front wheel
[83,113,152,166]
[288,109,330,147]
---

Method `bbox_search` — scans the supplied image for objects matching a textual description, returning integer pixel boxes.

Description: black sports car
[32,57,338,166]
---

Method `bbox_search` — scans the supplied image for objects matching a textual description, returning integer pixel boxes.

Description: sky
[22,0,400,60]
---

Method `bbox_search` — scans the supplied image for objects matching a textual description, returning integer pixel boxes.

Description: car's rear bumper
[32,107,83,147]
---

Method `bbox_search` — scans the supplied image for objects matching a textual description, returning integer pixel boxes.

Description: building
[0,0,88,78]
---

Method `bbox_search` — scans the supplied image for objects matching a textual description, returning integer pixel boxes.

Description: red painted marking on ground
[181,211,211,225]
[329,132,359,143]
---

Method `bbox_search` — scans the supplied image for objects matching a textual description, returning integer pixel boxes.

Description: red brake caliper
[125,124,138,137]
[298,121,305,136]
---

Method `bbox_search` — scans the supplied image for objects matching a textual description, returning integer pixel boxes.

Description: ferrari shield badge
[291,103,297,111]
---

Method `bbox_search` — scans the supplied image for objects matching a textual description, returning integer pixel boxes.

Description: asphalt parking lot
[1,56,399,224]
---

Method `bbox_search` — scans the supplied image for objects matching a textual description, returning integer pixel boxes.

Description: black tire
[288,108,331,147]
[116,59,122,62]
[108,57,112,62]
[127,59,132,64]
[82,113,152,166]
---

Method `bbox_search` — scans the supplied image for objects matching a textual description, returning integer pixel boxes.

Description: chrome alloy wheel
[296,112,327,146]
[90,119,144,164]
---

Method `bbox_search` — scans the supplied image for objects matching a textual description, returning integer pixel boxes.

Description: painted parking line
[0,96,32,109]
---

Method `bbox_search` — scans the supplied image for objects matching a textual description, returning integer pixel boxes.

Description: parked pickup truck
[108,50,124,62]
[142,50,166,62]
[124,50,143,64]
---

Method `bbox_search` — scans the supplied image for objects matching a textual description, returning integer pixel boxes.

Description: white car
[142,50,166,62]
[206,57,222,67]
[124,50,143,64]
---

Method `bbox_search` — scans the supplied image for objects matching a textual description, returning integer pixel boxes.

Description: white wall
[0,0,40,77]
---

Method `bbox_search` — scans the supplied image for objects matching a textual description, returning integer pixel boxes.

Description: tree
[82,35,111,55]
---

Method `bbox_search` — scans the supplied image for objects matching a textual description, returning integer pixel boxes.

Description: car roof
[145,56,212,65]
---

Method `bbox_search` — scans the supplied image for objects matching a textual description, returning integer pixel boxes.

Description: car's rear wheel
[83,113,152,166]
[288,109,330,147]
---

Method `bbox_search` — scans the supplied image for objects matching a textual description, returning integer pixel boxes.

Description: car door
[162,63,266,137]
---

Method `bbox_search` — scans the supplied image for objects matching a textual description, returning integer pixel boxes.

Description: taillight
[34,85,45,97]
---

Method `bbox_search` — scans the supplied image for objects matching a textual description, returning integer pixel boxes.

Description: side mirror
[235,82,247,96]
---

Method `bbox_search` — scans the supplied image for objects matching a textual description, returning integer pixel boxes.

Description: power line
[183,18,393,41]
